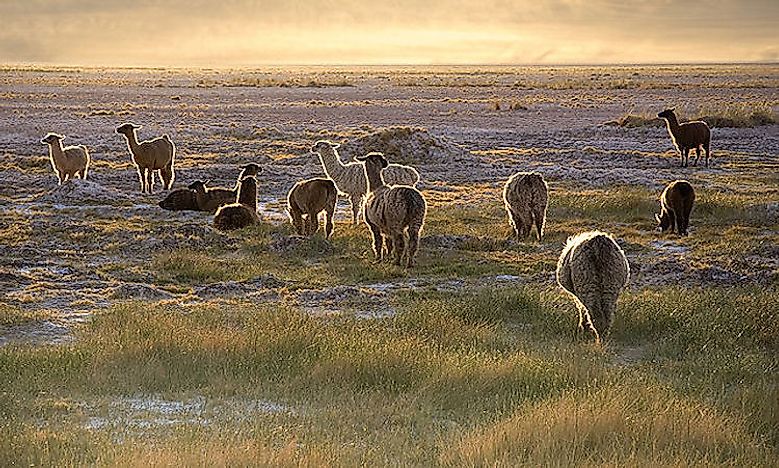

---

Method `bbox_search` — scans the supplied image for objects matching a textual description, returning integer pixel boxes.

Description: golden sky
[1,0,777,66]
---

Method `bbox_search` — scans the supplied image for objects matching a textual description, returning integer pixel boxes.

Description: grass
[0,305,50,327]
[197,76,355,88]
[607,102,777,128]
[142,183,777,290]
[488,99,529,111]
[2,182,777,464]
[2,106,778,464]
[0,286,776,466]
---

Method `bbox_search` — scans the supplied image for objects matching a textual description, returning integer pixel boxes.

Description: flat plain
[0,64,777,466]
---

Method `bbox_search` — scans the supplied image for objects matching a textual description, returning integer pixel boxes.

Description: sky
[1,0,777,66]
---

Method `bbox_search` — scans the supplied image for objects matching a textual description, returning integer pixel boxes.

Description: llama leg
[308,213,319,236]
[367,221,383,261]
[144,168,153,193]
[350,196,361,224]
[511,211,525,240]
[675,211,687,236]
[56,171,63,185]
[704,142,711,168]
[295,214,305,235]
[324,209,334,239]
[313,212,322,236]
[384,234,394,260]
[303,214,313,237]
[160,163,174,190]
[298,215,308,235]
[519,211,533,239]
[507,209,520,239]
[406,225,421,268]
[392,233,405,266]
[147,170,156,194]
[137,169,145,192]
[578,291,603,343]
[694,147,701,166]
[533,208,545,241]
[591,293,618,339]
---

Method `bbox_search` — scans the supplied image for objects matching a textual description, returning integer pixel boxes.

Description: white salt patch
[354,308,397,320]
[649,240,689,254]
[495,274,522,282]
[83,395,294,431]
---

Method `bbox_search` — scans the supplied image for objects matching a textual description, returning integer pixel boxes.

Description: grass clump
[0,305,50,327]
[608,102,777,129]
[488,99,529,111]
[443,383,776,467]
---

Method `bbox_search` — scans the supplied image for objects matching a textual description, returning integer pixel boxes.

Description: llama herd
[39,108,706,342]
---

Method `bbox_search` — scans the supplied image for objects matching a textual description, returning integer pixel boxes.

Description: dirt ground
[1,64,777,344]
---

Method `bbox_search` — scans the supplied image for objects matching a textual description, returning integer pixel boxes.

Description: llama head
[239,163,262,176]
[116,123,141,135]
[356,152,389,170]
[310,140,339,154]
[657,108,676,119]
[41,133,65,144]
[187,180,209,191]
[655,212,672,232]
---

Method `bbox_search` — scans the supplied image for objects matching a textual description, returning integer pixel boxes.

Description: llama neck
[664,114,681,134]
[124,131,141,155]
[195,189,208,210]
[365,166,385,193]
[48,140,64,159]
[238,180,258,210]
[318,149,346,179]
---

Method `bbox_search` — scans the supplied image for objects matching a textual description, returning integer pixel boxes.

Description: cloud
[0,35,55,62]
[0,0,776,65]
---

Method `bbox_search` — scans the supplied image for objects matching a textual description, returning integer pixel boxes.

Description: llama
[357,152,427,268]
[656,180,696,236]
[287,178,337,238]
[40,133,90,185]
[158,188,199,211]
[116,123,175,193]
[187,180,238,213]
[657,109,712,167]
[503,172,548,241]
[234,163,262,190]
[556,231,630,343]
[213,176,260,231]
[310,140,420,223]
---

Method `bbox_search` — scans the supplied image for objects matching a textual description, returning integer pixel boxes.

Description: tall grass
[608,102,777,128]
[1,287,776,466]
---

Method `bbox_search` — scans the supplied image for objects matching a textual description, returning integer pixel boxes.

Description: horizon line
[1,60,778,70]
